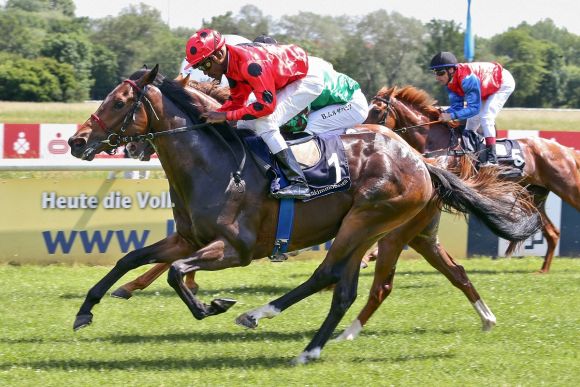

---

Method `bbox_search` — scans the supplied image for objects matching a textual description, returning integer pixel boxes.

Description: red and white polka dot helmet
[184,28,226,69]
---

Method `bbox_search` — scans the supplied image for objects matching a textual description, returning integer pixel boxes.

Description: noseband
[90,79,160,150]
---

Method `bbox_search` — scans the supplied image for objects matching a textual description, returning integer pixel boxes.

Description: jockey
[429,51,516,166]
[184,28,367,199]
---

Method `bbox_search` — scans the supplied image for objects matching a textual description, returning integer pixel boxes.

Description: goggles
[195,58,212,71]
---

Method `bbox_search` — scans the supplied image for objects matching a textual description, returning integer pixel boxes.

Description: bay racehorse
[366,85,580,273]
[68,66,541,363]
[119,80,512,338]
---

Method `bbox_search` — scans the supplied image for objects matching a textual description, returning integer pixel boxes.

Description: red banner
[3,124,40,158]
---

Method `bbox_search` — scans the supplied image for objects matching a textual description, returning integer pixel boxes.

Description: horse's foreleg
[166,239,246,320]
[293,250,366,365]
[335,238,399,342]
[73,233,195,331]
[184,272,199,294]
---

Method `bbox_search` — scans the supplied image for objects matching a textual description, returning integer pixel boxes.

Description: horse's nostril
[68,137,87,149]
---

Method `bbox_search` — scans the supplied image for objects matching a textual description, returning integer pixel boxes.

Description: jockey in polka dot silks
[184,28,367,200]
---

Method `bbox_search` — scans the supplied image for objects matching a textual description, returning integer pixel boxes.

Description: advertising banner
[0,177,470,265]
[0,179,174,264]
[3,123,40,158]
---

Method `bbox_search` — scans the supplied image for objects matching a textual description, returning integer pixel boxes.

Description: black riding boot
[481,144,498,167]
[272,148,311,199]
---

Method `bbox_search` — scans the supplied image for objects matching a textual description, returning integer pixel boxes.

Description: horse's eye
[113,101,125,110]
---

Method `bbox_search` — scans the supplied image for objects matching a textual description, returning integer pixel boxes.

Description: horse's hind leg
[237,205,426,364]
[111,264,199,299]
[73,234,195,331]
[111,263,169,299]
[408,219,496,331]
[338,203,443,341]
[538,204,560,273]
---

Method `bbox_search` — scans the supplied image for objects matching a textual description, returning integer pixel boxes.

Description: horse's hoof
[211,298,236,314]
[481,319,497,332]
[291,348,321,365]
[110,287,132,300]
[235,313,258,329]
[73,314,93,331]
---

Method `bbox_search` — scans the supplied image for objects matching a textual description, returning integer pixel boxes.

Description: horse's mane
[377,85,441,120]
[186,80,230,104]
[129,70,202,123]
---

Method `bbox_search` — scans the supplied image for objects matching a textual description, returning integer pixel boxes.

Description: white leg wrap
[292,347,321,365]
[335,319,362,341]
[473,299,497,331]
[246,304,281,322]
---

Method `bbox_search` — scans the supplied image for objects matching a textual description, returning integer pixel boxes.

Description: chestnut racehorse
[68,66,541,363]
[366,86,580,273]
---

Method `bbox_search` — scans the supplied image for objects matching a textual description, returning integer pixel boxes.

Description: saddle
[240,128,352,201]
[461,129,526,178]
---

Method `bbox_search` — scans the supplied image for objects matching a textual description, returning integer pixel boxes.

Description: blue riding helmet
[429,51,458,69]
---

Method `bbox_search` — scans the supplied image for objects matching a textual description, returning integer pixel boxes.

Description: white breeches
[465,68,515,138]
[237,57,327,154]
[305,89,369,134]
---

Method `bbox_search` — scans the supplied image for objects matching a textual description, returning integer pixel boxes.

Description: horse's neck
[152,100,233,202]
[185,87,222,112]
[394,104,452,154]
[424,125,458,153]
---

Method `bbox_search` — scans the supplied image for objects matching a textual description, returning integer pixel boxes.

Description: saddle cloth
[462,130,526,171]
[241,128,351,200]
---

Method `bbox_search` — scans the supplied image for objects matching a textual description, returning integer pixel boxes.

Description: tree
[0,53,82,101]
[204,5,271,40]
[89,45,118,100]
[0,8,48,58]
[88,4,181,78]
[5,0,75,16]
[561,66,580,107]
[338,11,429,97]
[276,12,351,65]
[491,30,548,106]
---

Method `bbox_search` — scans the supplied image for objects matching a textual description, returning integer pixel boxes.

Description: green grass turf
[1,256,578,386]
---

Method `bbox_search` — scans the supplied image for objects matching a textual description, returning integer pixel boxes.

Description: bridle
[371,93,461,157]
[369,95,394,127]
[88,76,247,186]
[89,79,164,150]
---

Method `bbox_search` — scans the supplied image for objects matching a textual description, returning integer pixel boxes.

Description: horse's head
[68,65,162,160]
[365,86,453,154]
[365,87,397,128]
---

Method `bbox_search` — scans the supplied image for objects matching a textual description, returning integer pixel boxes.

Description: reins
[91,77,247,186]
[392,119,443,134]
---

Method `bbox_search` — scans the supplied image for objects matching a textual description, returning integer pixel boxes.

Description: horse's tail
[425,163,542,242]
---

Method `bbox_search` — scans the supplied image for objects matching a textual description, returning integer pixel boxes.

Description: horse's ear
[178,73,190,87]
[142,64,159,86]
